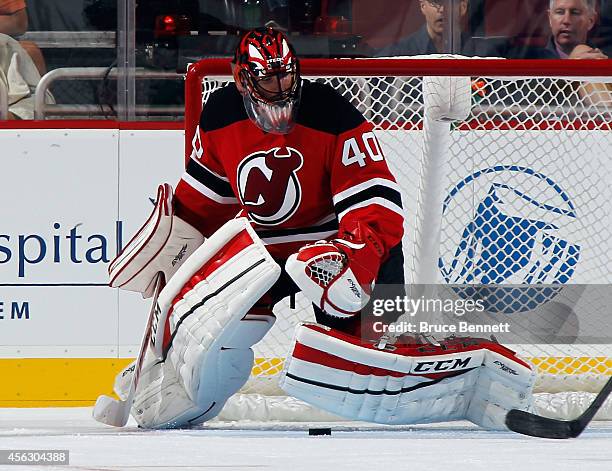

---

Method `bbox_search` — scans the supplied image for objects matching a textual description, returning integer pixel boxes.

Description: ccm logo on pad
[413,357,473,373]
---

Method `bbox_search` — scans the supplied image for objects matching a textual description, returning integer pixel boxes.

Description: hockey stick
[505,376,612,439]
[93,273,164,427]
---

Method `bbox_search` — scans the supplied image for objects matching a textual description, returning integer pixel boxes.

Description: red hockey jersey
[175,80,404,261]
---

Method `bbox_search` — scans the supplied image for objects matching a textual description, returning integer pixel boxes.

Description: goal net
[184,57,612,423]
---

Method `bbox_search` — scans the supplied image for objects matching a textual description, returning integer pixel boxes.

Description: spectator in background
[376,0,507,57]
[538,0,610,105]
[0,0,49,118]
[543,0,607,58]
[0,0,46,73]
[0,0,26,35]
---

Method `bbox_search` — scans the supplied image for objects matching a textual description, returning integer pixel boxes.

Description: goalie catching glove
[279,324,536,430]
[286,221,385,318]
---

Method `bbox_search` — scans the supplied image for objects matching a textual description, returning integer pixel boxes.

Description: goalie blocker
[279,324,536,430]
[108,183,205,298]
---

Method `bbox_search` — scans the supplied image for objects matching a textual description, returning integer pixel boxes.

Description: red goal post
[185,58,612,161]
[184,57,612,422]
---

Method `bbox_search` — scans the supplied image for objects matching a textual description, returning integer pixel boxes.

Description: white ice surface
[0,408,611,471]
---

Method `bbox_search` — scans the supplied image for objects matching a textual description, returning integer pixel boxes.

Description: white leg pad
[279,324,535,430]
[128,218,280,428]
[132,351,207,428]
[131,316,276,429]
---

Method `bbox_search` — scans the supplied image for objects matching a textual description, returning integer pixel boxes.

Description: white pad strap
[109,183,204,297]
[129,218,280,428]
[279,324,535,430]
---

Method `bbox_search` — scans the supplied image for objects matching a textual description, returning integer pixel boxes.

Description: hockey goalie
[95,27,535,430]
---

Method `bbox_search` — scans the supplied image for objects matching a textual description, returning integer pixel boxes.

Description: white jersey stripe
[260,230,338,245]
[336,198,404,222]
[182,173,239,205]
[313,213,338,225]
[332,178,401,205]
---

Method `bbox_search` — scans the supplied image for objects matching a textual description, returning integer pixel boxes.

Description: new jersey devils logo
[237,146,304,225]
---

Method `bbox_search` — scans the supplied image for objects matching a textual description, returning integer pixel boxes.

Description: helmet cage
[240,68,300,106]
[233,28,302,133]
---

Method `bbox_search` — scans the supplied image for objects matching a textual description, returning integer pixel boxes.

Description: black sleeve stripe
[255,218,339,239]
[333,185,403,216]
[186,158,235,198]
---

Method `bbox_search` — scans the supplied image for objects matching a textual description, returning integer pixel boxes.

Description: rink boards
[0,124,610,407]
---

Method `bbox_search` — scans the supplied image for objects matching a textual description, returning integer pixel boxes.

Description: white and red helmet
[232,27,302,134]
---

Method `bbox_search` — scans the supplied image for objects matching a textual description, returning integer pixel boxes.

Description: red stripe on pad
[301,324,532,370]
[162,228,255,350]
[292,342,468,381]
[176,228,254,300]
[293,342,408,378]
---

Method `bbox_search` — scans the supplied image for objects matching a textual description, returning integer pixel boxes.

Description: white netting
[306,252,345,286]
[191,59,612,417]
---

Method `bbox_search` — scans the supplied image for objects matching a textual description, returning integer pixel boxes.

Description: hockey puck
[308,427,332,436]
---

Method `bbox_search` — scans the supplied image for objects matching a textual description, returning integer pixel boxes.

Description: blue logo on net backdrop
[439,165,580,313]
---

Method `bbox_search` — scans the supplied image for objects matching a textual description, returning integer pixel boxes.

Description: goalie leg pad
[129,218,280,428]
[127,313,276,429]
[129,349,208,429]
[279,324,535,429]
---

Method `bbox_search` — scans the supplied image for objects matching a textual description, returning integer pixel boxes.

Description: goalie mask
[232,27,301,134]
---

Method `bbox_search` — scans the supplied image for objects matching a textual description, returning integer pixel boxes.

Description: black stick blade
[505,409,576,439]
[506,377,612,439]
